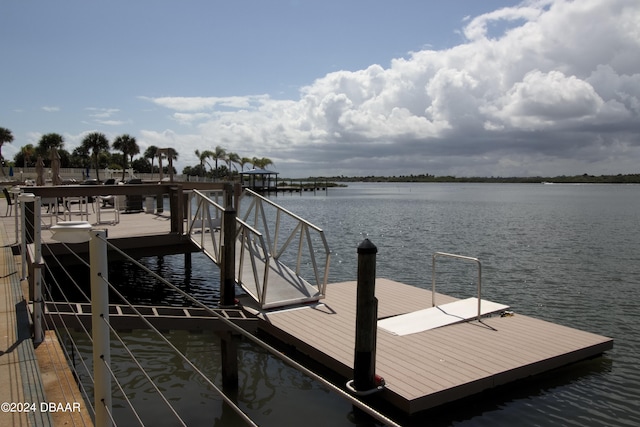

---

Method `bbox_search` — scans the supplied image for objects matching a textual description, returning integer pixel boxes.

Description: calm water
[63,182,640,426]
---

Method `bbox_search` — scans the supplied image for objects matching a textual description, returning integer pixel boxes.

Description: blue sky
[2,0,639,178]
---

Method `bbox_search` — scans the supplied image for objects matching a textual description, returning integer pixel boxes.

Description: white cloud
[95,120,128,126]
[142,0,640,177]
[141,95,269,112]
[86,107,120,119]
[42,106,60,112]
[486,70,607,129]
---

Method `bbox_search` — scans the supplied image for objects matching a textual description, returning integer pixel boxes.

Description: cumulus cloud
[143,0,640,177]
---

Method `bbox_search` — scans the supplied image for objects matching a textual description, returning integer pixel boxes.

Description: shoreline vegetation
[293,173,640,185]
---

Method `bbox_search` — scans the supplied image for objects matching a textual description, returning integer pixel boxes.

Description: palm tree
[17,144,36,167]
[210,145,227,170]
[195,149,214,176]
[36,133,65,163]
[0,127,14,176]
[112,134,140,181]
[226,152,240,172]
[240,157,252,171]
[81,132,110,182]
[252,157,274,169]
[205,145,226,180]
[144,145,158,179]
[158,147,178,176]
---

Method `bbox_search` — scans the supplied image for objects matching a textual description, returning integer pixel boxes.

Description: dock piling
[220,185,236,307]
[353,238,379,393]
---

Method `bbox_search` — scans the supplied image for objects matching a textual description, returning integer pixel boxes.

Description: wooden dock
[240,278,613,414]
[0,189,614,417]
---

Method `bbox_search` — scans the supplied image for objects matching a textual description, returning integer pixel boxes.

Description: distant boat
[541,181,554,184]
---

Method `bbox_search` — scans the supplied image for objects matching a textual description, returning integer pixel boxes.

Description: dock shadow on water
[49,253,361,426]
[61,329,361,426]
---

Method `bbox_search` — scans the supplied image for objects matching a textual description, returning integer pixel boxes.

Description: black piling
[220,331,239,393]
[353,238,379,393]
[220,186,236,307]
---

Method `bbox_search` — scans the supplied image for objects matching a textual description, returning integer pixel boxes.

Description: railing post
[18,193,35,280]
[353,238,379,393]
[90,230,112,427]
[12,187,20,245]
[33,196,44,344]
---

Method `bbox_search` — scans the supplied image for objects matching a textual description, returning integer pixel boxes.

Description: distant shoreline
[290,173,640,184]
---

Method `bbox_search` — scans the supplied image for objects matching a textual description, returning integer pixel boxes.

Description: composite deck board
[1,205,174,244]
[250,278,613,413]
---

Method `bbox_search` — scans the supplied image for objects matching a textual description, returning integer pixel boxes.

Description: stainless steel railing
[432,252,483,321]
[238,189,331,295]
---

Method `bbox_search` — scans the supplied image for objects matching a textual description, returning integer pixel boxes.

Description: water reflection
[63,329,358,426]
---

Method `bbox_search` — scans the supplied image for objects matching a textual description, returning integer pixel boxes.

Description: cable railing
[13,189,401,427]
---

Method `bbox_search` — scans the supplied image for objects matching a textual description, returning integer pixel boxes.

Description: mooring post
[353,238,379,392]
[169,185,182,233]
[220,184,236,307]
[220,331,239,393]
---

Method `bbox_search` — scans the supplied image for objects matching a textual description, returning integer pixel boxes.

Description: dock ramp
[187,189,331,310]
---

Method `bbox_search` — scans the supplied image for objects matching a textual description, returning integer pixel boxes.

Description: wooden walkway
[0,199,92,426]
[241,278,613,414]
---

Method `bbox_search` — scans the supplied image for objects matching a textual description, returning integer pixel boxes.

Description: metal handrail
[239,189,331,295]
[432,252,483,321]
[187,189,272,306]
[236,216,271,305]
[187,190,225,263]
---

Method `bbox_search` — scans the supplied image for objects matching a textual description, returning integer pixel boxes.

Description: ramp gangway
[187,188,331,309]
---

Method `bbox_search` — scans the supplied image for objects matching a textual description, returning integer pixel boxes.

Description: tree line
[307,173,640,184]
[0,126,274,182]
[183,147,274,180]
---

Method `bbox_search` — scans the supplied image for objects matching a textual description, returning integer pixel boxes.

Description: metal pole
[18,193,35,280]
[33,197,43,344]
[12,188,20,245]
[90,230,112,427]
[353,238,378,392]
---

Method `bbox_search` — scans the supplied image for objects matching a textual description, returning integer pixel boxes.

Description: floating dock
[241,278,613,414]
[0,186,614,418]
